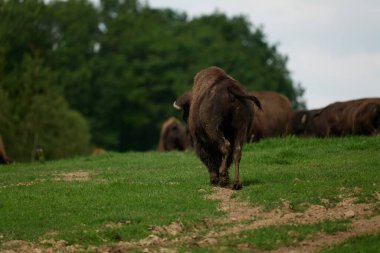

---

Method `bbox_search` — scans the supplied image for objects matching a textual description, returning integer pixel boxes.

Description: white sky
[147,0,380,109]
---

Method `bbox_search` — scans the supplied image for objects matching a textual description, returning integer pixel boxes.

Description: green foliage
[0,0,305,153]
[0,56,91,161]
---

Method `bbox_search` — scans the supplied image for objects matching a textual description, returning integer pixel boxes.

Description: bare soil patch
[1,239,80,253]
[203,188,380,253]
[54,171,92,181]
[0,171,93,189]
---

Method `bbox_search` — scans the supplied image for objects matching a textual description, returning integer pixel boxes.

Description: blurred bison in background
[0,134,12,164]
[158,117,189,151]
[175,66,261,190]
[292,98,380,137]
[92,148,107,155]
[248,91,293,142]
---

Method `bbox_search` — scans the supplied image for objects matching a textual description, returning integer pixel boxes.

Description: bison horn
[173,101,181,110]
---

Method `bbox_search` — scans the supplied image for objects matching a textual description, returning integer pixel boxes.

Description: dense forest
[0,0,305,161]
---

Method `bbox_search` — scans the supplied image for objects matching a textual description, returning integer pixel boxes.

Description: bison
[174,66,261,190]
[0,134,11,164]
[248,91,293,142]
[157,117,189,151]
[291,98,380,137]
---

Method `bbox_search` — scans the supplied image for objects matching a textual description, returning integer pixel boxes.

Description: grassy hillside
[242,136,380,209]
[1,136,379,252]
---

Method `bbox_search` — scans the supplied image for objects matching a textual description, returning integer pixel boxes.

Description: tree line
[0,0,305,161]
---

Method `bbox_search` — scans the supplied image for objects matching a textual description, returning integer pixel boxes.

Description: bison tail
[246,95,263,111]
[228,87,263,111]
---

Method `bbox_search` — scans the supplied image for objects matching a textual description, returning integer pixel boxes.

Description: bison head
[173,91,192,122]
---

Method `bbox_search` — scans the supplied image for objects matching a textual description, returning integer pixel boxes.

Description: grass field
[1,136,380,252]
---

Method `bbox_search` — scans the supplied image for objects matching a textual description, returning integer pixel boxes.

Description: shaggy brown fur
[353,101,380,135]
[249,91,293,141]
[157,117,189,151]
[176,66,261,190]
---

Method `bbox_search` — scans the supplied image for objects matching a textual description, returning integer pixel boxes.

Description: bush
[0,56,91,162]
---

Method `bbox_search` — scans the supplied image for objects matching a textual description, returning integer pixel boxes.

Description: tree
[0,53,91,162]
[0,0,305,155]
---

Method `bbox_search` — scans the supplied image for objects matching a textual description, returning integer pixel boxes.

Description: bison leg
[196,142,220,185]
[218,136,231,188]
[232,131,247,190]
[232,145,242,190]
[209,170,219,186]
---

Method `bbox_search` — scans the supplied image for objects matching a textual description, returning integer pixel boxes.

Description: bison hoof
[219,178,229,188]
[232,182,242,190]
[210,177,219,186]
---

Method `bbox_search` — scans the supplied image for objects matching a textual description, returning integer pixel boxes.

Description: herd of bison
[1,66,379,190]
[159,66,380,189]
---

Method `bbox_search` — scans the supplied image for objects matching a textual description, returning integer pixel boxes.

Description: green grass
[319,232,380,253]
[193,219,351,252]
[240,136,380,210]
[0,136,379,251]
[0,151,221,245]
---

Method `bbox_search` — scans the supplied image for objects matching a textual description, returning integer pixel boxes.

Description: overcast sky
[147,0,380,108]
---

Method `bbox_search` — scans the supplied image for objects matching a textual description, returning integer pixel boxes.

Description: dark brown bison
[158,117,189,151]
[174,66,261,190]
[0,134,11,164]
[292,98,380,137]
[248,91,293,141]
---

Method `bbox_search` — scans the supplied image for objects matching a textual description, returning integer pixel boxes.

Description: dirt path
[204,188,380,253]
[102,187,380,252]
[2,187,380,253]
